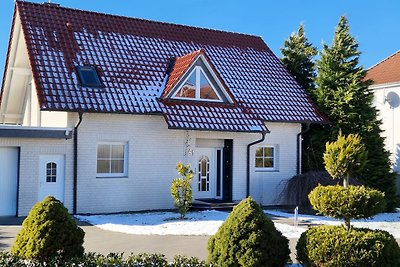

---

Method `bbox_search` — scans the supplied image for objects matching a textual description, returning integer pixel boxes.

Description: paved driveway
[1,216,399,263]
[0,217,299,262]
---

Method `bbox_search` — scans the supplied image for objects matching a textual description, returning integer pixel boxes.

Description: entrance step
[191,199,237,211]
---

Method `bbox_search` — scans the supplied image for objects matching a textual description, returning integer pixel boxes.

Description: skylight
[173,66,222,102]
[76,66,102,87]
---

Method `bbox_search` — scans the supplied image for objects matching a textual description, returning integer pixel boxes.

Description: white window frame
[96,142,128,178]
[172,66,223,102]
[255,146,277,171]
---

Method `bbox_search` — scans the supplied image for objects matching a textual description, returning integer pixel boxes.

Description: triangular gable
[162,50,234,104]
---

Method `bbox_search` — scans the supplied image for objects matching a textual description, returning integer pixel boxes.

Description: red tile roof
[2,1,326,132]
[366,51,400,85]
[161,100,268,132]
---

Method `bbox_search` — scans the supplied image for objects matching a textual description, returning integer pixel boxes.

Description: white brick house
[367,51,400,193]
[0,1,325,216]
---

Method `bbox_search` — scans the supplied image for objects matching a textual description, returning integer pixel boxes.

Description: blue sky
[1,0,399,82]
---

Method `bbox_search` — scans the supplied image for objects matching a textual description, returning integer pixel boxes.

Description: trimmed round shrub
[296,225,400,267]
[11,196,85,261]
[208,197,290,267]
[309,185,386,220]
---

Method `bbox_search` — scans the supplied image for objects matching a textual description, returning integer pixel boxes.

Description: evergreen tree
[280,24,321,172]
[281,23,317,92]
[311,16,397,210]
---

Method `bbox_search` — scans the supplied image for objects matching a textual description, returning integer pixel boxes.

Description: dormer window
[76,66,102,87]
[173,66,222,102]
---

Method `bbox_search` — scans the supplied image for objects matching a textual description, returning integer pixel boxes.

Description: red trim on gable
[163,50,202,98]
[162,49,237,105]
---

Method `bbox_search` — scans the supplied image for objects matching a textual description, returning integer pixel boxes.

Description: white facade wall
[0,138,73,216]
[373,84,400,192]
[71,113,186,214]
[70,113,300,214]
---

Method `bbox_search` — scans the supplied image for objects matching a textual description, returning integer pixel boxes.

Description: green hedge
[208,197,290,267]
[0,251,210,267]
[308,185,386,220]
[296,225,400,267]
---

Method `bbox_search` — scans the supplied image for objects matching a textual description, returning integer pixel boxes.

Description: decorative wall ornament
[184,130,194,157]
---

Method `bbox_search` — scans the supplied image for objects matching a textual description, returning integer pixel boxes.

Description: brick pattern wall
[1,113,300,216]
[71,113,300,213]
[0,138,73,216]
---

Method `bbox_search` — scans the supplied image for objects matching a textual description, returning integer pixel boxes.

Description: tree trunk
[343,175,350,229]
[344,217,351,230]
[343,175,349,188]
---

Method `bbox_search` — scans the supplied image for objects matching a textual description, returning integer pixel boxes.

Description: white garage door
[0,147,19,216]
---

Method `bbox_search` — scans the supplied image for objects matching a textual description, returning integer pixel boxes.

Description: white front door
[38,155,65,202]
[195,148,214,199]
[0,147,19,216]
[194,147,223,200]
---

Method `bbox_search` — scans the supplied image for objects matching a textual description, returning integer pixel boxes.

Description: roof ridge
[368,50,400,70]
[16,0,264,41]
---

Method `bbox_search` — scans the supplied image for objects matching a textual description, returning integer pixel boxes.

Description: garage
[0,147,19,216]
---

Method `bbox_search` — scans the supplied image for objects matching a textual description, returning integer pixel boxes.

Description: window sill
[254,169,279,173]
[96,175,128,179]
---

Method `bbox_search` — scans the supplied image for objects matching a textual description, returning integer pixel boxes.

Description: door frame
[38,154,65,203]
[194,147,225,200]
[0,147,20,216]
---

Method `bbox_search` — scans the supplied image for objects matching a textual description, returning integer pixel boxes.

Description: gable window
[173,66,222,102]
[76,66,102,87]
[97,142,127,177]
[255,146,276,170]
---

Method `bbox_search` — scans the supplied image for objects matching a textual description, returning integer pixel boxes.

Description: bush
[171,163,194,219]
[208,197,290,267]
[309,185,386,221]
[0,251,210,266]
[279,171,362,208]
[296,225,400,267]
[11,196,84,261]
[126,253,169,266]
[323,132,367,187]
[172,255,209,267]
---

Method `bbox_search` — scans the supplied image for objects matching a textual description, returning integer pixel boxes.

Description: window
[255,146,275,170]
[76,66,102,87]
[97,143,127,177]
[173,66,222,102]
[198,156,210,192]
[46,162,57,182]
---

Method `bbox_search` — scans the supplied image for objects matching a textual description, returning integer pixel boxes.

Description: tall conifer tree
[281,23,317,92]
[312,16,397,210]
[281,24,322,172]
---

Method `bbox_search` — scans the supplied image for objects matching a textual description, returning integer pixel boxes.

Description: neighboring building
[366,51,400,193]
[0,1,325,216]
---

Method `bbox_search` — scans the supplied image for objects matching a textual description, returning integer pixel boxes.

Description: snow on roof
[5,1,326,132]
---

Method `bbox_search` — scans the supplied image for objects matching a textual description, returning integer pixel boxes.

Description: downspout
[246,132,267,197]
[73,111,83,214]
[296,123,311,175]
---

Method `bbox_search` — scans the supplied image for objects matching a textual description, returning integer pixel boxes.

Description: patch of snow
[76,209,400,239]
[265,209,400,238]
[77,210,227,236]
[274,223,306,239]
